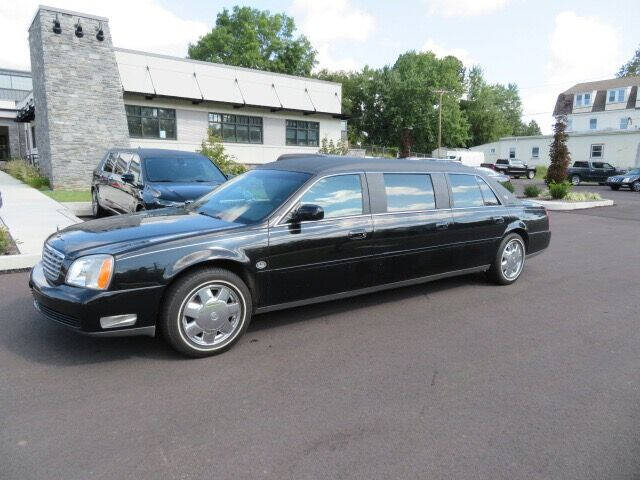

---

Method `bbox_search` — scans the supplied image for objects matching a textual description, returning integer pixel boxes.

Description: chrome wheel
[179,282,243,347]
[633,181,640,192]
[501,238,524,280]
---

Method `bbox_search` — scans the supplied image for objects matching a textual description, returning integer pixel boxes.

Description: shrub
[548,181,571,199]
[5,159,50,189]
[318,137,349,155]
[0,227,9,255]
[546,116,570,185]
[524,185,541,198]
[198,129,247,177]
[535,165,548,180]
[565,191,601,201]
[500,181,515,193]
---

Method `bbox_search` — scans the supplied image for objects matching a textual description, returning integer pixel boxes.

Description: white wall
[124,95,343,165]
[470,130,640,168]
[568,108,640,133]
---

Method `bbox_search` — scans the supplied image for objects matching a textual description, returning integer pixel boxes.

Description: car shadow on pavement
[1,298,182,366]
[249,273,489,333]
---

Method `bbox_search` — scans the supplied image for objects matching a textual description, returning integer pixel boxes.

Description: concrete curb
[0,253,40,271]
[64,202,93,217]
[529,199,614,210]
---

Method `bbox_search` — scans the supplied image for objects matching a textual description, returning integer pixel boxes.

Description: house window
[509,147,516,159]
[208,113,262,144]
[590,144,603,158]
[286,120,319,146]
[620,117,629,129]
[125,105,176,139]
[531,147,539,158]
[575,92,591,107]
[608,88,625,103]
[589,118,597,130]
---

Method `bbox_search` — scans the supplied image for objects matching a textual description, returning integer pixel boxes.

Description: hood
[46,208,242,258]
[147,182,221,202]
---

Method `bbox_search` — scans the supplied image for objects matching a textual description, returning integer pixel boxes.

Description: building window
[620,117,629,129]
[608,88,625,103]
[590,144,603,158]
[286,120,319,146]
[575,92,591,107]
[208,113,263,144]
[490,147,496,154]
[509,147,516,159]
[531,146,539,158]
[0,73,32,91]
[125,105,176,140]
[589,118,597,130]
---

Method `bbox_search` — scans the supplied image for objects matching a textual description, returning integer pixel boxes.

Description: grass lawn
[41,189,92,202]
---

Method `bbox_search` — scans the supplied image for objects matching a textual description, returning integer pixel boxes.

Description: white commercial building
[471,76,640,168]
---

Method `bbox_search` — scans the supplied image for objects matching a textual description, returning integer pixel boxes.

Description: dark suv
[91,149,227,216]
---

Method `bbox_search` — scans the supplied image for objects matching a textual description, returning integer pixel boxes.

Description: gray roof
[554,77,640,116]
[562,76,640,94]
[256,154,478,175]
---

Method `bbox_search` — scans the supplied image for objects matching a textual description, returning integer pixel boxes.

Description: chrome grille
[42,243,65,282]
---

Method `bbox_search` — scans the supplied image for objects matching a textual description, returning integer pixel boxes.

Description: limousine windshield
[190,169,311,224]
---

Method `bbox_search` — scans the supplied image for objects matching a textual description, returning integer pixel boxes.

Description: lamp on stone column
[52,15,61,34]
[75,20,83,38]
[96,22,104,41]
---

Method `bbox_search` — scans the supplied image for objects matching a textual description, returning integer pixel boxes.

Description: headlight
[66,254,114,290]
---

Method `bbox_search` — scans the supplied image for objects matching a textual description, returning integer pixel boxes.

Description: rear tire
[487,233,526,285]
[161,267,252,357]
[92,189,106,218]
[571,175,580,186]
[527,171,535,179]
[632,181,640,192]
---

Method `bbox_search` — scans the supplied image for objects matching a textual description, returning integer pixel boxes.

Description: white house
[471,76,640,168]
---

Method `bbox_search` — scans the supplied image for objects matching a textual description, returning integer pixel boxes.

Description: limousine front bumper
[29,262,163,337]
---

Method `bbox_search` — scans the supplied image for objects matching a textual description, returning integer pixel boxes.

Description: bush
[548,181,571,199]
[535,165,548,180]
[500,181,515,193]
[318,137,349,155]
[0,227,9,255]
[5,159,50,188]
[524,185,541,198]
[198,129,247,177]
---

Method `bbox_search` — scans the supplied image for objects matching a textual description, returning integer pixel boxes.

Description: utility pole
[434,89,449,158]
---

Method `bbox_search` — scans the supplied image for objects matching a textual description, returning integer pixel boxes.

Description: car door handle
[490,216,505,224]
[435,221,449,231]
[348,229,367,240]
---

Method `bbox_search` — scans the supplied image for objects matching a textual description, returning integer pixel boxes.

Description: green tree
[462,67,532,146]
[617,45,640,77]
[198,130,247,176]
[188,6,316,76]
[546,116,571,185]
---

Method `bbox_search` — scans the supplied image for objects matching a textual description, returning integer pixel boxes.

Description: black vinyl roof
[257,154,478,175]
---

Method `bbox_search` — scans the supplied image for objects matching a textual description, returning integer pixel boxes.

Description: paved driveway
[1,198,640,479]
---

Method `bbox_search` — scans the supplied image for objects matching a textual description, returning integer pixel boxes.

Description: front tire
[161,268,252,357]
[570,175,580,186]
[487,233,526,285]
[632,181,640,192]
[527,171,535,179]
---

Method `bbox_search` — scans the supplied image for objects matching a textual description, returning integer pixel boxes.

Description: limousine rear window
[449,174,485,208]
[383,173,436,212]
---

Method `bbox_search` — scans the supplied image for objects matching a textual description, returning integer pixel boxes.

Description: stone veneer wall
[28,7,130,189]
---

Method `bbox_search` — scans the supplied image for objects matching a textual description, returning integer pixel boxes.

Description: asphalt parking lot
[2,185,640,480]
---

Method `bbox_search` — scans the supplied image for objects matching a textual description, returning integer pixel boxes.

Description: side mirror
[290,204,324,223]
[121,173,135,184]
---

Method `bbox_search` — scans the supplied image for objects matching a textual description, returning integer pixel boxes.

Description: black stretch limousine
[30,155,550,357]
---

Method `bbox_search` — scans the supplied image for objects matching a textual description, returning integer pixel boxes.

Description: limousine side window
[476,177,500,206]
[449,174,484,208]
[383,173,435,212]
[298,174,363,219]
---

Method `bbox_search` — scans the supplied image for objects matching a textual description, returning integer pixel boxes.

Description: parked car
[567,161,626,186]
[475,166,510,183]
[488,159,537,179]
[91,148,227,216]
[605,168,640,191]
[30,155,551,357]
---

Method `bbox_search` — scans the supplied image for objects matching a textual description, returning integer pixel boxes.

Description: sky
[1,0,639,134]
